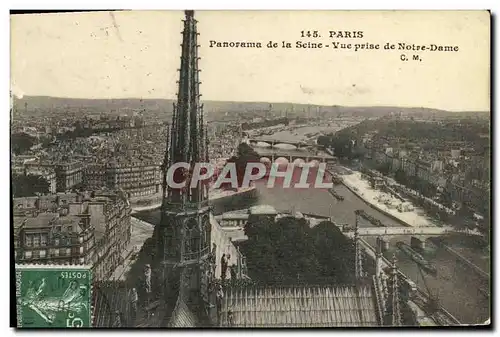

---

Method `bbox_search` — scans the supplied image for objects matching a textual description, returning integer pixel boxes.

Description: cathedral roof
[219,285,380,327]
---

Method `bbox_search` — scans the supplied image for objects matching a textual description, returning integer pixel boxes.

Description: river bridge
[217,212,456,237]
[247,138,315,149]
[259,151,334,164]
[343,225,454,237]
[248,137,335,164]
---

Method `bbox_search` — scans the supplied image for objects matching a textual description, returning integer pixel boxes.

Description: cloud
[299,85,315,95]
[338,84,371,97]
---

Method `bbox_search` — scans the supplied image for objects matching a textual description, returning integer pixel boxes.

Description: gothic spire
[153,13,213,313]
[166,10,207,206]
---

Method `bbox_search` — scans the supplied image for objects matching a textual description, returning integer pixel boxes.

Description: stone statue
[144,264,152,294]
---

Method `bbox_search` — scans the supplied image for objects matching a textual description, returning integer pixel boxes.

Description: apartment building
[83,161,161,199]
[13,190,131,281]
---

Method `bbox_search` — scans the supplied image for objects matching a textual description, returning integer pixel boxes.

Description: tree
[240,216,356,285]
[376,162,391,175]
[70,182,85,193]
[222,143,261,188]
[12,174,50,197]
[351,145,367,160]
[236,142,260,161]
[394,169,407,185]
[438,188,454,208]
[11,132,36,155]
[311,221,356,284]
[316,135,333,148]
[240,215,280,283]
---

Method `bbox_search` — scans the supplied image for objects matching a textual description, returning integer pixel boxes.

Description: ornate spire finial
[354,219,363,280]
[391,254,398,271]
[385,252,401,326]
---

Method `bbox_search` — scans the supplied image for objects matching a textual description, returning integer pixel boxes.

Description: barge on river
[397,241,438,276]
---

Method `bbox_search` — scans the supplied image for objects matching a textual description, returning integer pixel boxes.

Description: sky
[10,10,490,111]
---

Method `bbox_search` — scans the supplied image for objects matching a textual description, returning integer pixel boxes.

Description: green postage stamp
[15,265,92,328]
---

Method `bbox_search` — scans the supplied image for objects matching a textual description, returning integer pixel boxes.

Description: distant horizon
[12,94,490,113]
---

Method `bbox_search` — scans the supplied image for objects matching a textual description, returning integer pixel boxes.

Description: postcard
[10,10,490,328]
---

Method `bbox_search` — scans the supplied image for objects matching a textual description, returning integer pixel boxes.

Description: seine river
[135,142,490,324]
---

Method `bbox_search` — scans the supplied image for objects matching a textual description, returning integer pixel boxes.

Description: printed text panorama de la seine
[208,30,460,62]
